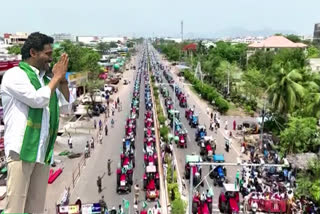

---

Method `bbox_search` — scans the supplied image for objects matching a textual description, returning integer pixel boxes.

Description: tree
[96,42,110,54]
[242,68,265,99]
[7,45,21,55]
[296,158,320,204]
[248,50,275,71]
[279,117,320,154]
[171,198,186,214]
[109,42,118,48]
[273,48,307,69]
[307,45,320,58]
[267,66,305,114]
[285,34,302,43]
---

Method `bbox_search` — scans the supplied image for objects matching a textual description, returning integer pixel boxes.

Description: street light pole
[227,67,230,96]
[189,167,193,214]
[260,101,266,151]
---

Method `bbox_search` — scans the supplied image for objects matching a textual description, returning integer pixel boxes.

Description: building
[52,33,75,42]
[314,23,320,43]
[247,35,307,58]
[4,32,28,45]
[309,58,320,72]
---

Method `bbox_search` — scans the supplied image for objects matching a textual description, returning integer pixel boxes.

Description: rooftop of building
[248,35,307,48]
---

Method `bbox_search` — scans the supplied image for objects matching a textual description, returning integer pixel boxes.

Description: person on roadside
[111,118,115,128]
[225,120,228,130]
[67,133,73,149]
[117,97,120,104]
[98,132,103,144]
[107,159,112,176]
[97,173,105,193]
[99,119,102,131]
[94,119,97,129]
[134,184,140,204]
[210,112,213,120]
[99,195,107,212]
[233,120,237,131]
[90,137,94,149]
[105,123,108,136]
[1,32,70,213]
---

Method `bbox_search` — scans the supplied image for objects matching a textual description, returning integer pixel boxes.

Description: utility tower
[181,20,184,42]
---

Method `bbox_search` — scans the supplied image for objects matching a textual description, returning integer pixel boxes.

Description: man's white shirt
[1,65,71,164]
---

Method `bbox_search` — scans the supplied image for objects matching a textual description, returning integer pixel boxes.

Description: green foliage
[156,42,181,61]
[160,127,169,142]
[248,50,275,71]
[242,68,265,99]
[279,117,320,154]
[96,42,110,53]
[52,40,101,75]
[7,45,21,55]
[273,48,307,69]
[307,45,320,58]
[296,158,320,204]
[109,42,118,48]
[184,70,229,113]
[171,198,186,214]
[267,66,305,114]
[285,34,302,43]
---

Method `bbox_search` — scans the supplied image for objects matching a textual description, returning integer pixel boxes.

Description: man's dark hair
[21,32,54,60]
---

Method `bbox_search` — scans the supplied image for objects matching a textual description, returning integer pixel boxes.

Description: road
[149,45,252,211]
[70,50,157,212]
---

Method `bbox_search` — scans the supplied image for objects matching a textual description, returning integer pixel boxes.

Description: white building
[309,58,320,72]
[4,32,28,45]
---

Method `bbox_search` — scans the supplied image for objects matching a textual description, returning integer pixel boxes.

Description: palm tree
[267,65,305,115]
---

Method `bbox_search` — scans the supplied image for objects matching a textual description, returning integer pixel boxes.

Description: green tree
[242,68,265,99]
[7,45,21,55]
[109,42,118,48]
[171,198,186,214]
[296,159,320,204]
[307,45,320,58]
[273,48,307,69]
[285,34,302,43]
[96,42,110,54]
[248,50,275,71]
[267,66,305,114]
[279,117,320,154]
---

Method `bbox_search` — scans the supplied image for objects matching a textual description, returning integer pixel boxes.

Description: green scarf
[19,61,59,164]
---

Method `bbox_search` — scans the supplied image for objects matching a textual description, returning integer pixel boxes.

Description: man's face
[32,44,53,71]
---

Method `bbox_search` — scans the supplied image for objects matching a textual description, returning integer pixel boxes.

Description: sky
[0,0,319,38]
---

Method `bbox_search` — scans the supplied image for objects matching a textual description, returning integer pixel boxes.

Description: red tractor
[145,110,153,119]
[177,131,187,148]
[143,165,160,201]
[219,183,240,214]
[125,124,135,138]
[144,118,154,129]
[144,151,158,167]
[192,192,212,214]
[179,95,187,108]
[144,128,155,138]
[120,153,135,169]
[116,168,132,194]
[185,108,194,120]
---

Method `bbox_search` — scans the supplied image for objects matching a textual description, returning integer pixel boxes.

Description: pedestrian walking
[225,120,228,130]
[134,184,140,204]
[233,120,236,131]
[115,101,118,110]
[67,133,73,149]
[99,195,107,213]
[107,99,110,107]
[94,119,97,129]
[90,137,94,149]
[99,119,102,131]
[112,107,115,116]
[97,173,106,193]
[117,97,120,104]
[210,112,213,120]
[98,132,103,144]
[107,159,112,176]
[111,118,115,128]
[105,124,108,136]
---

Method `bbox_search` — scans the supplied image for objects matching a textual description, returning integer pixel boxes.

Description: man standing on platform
[1,32,70,213]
